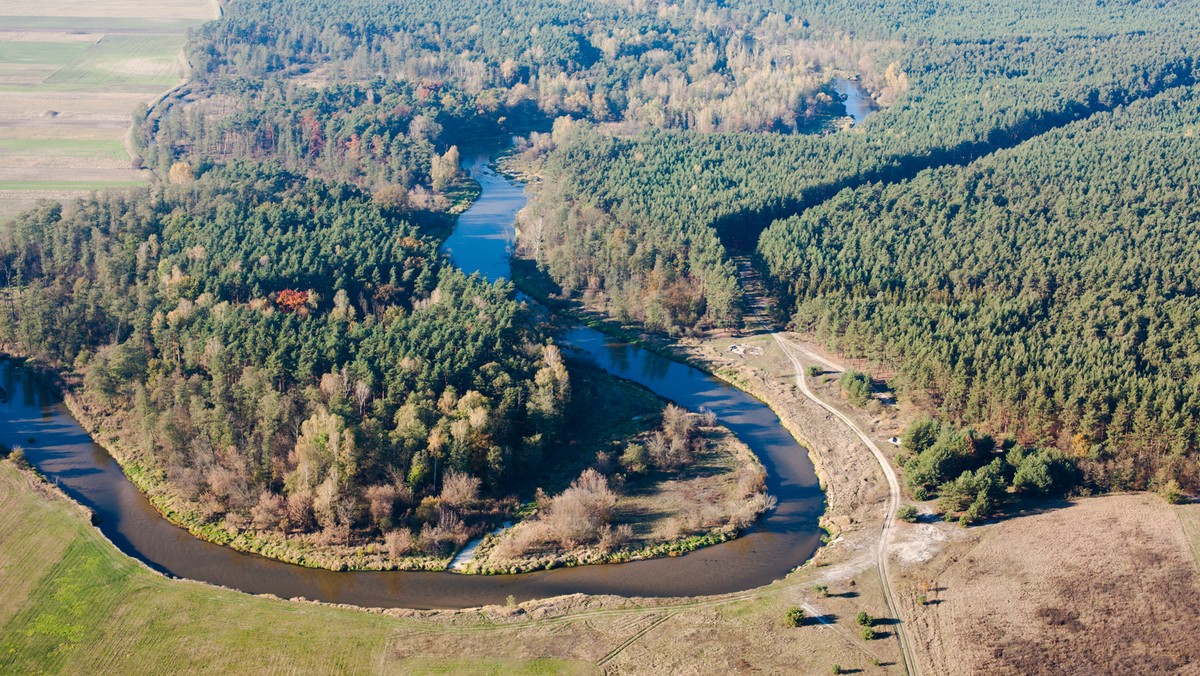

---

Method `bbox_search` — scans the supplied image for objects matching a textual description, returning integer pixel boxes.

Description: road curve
[772,334,920,676]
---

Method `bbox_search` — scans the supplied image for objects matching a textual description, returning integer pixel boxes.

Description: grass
[46,35,185,91]
[0,139,128,160]
[0,458,881,674]
[0,0,209,219]
[0,17,199,32]
[387,657,598,674]
[0,461,396,673]
[0,41,93,66]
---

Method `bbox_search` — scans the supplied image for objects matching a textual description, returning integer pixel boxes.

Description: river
[0,158,825,610]
[832,77,878,126]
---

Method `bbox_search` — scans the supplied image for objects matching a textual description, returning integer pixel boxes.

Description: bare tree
[440,470,481,508]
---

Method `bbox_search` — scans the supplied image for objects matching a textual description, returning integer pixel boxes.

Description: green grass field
[0,461,612,674]
[0,1,205,217]
[45,35,185,90]
[0,41,93,66]
[0,462,401,673]
[0,139,128,160]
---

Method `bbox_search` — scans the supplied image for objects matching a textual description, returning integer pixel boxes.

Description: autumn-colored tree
[275,289,308,312]
[168,161,194,184]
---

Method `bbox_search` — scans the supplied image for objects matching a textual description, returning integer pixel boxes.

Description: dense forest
[506,0,1200,490]
[765,87,1200,492]
[187,0,872,133]
[134,78,492,194]
[0,164,577,560]
[523,26,1198,331]
[5,0,1198,559]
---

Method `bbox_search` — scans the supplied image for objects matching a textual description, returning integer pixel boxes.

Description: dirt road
[773,334,919,676]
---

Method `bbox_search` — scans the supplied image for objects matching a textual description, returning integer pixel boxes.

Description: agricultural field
[0,459,901,674]
[0,0,217,222]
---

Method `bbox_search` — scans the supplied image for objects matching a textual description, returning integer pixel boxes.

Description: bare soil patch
[897,494,1200,675]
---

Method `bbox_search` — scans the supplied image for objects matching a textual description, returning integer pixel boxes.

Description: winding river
[0,159,824,610]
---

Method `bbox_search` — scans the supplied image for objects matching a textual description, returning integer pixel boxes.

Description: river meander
[0,157,825,610]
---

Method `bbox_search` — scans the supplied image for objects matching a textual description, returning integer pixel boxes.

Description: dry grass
[896,494,1200,675]
[0,0,217,20]
[467,425,773,572]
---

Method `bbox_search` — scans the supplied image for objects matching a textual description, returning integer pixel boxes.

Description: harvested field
[896,494,1200,675]
[0,0,216,222]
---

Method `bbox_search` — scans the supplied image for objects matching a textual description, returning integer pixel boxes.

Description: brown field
[0,0,217,223]
[895,494,1200,674]
[683,332,1200,675]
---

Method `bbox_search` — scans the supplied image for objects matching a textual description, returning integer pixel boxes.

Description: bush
[897,504,918,522]
[805,365,821,377]
[839,369,873,406]
[785,606,805,627]
[620,442,648,474]
[7,446,31,471]
[541,469,617,548]
[440,470,481,508]
[855,611,873,627]
[813,584,828,597]
[1009,447,1079,495]
[861,626,877,640]
[1160,479,1185,505]
[831,665,843,675]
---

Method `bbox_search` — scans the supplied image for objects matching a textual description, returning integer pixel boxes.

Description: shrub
[813,584,829,597]
[385,528,416,558]
[861,626,877,640]
[1160,479,1185,505]
[621,442,648,473]
[7,446,31,471]
[541,469,617,548]
[785,606,805,627]
[805,365,821,377]
[901,418,944,456]
[917,594,928,606]
[897,504,918,522]
[1010,448,1080,495]
[839,369,873,406]
[831,665,843,675]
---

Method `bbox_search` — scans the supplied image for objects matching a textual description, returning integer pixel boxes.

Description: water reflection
[0,156,826,609]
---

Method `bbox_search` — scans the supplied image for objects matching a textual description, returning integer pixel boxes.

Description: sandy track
[774,333,919,676]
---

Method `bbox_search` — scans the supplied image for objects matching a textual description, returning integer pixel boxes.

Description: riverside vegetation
[1,0,1195,579]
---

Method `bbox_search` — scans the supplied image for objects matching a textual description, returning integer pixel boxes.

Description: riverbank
[25,352,764,574]
[460,423,772,574]
[509,257,889,543]
[0,455,903,674]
